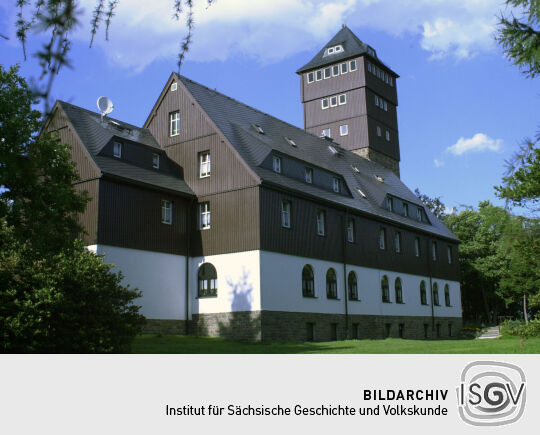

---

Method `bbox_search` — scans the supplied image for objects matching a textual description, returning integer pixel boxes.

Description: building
[45,26,462,341]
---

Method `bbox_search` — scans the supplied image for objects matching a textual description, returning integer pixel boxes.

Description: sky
[1,0,538,213]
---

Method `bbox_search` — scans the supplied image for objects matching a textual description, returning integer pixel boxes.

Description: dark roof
[296,25,397,75]
[177,74,457,241]
[57,101,194,197]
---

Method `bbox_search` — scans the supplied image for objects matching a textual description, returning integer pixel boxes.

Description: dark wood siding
[74,179,99,245]
[307,117,370,150]
[191,187,260,256]
[364,58,398,105]
[98,178,190,255]
[260,187,459,281]
[305,88,367,129]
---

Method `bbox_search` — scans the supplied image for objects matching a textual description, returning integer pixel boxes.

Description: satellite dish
[97,96,113,121]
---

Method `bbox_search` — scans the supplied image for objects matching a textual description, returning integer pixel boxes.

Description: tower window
[384,101,388,111]
[330,96,338,107]
[341,62,348,74]
[386,130,390,141]
[322,128,331,138]
[374,95,379,106]
[332,65,340,76]
[321,98,329,109]
[350,59,357,71]
[324,67,331,79]
[390,76,393,86]
[307,72,314,83]
[338,94,346,105]
[340,124,348,136]
[316,70,323,81]
[367,62,371,73]
[328,47,334,55]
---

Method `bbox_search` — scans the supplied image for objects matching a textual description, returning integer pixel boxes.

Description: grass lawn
[131,334,540,354]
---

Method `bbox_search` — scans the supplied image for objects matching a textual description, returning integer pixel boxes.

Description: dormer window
[272,155,281,173]
[403,203,409,217]
[367,47,375,56]
[324,44,344,57]
[113,141,122,158]
[387,197,393,212]
[152,153,160,169]
[305,167,313,184]
[333,177,340,193]
[417,207,422,221]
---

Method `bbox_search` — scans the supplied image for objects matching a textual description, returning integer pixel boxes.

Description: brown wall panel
[307,117,370,150]
[74,179,99,245]
[305,88,367,129]
[98,179,190,255]
[260,187,459,281]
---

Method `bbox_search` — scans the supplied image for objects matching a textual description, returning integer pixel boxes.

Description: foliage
[0,224,145,352]
[0,64,88,254]
[0,65,145,352]
[414,188,446,219]
[496,0,540,78]
[500,319,524,335]
[11,0,216,111]
[501,317,540,338]
[495,133,540,215]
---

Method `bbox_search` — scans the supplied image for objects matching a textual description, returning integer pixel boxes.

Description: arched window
[326,268,338,299]
[348,271,358,300]
[381,275,390,302]
[432,282,440,306]
[444,284,451,306]
[198,263,217,298]
[395,277,403,303]
[302,265,314,297]
[420,281,427,305]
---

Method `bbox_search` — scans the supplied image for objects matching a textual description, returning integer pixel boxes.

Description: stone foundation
[143,319,188,335]
[191,311,462,342]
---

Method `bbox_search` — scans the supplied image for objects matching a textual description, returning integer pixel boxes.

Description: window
[326,268,337,299]
[340,124,348,136]
[389,76,393,86]
[307,72,314,83]
[316,210,326,236]
[338,94,346,105]
[281,200,291,228]
[199,202,210,230]
[367,62,371,73]
[447,246,453,264]
[324,67,331,79]
[420,281,427,305]
[328,47,334,55]
[316,70,323,81]
[305,167,313,184]
[403,203,409,217]
[332,65,340,76]
[341,62,348,74]
[322,128,331,138]
[414,237,420,257]
[417,207,422,221]
[394,232,401,253]
[432,241,437,261]
[381,275,390,302]
[170,82,177,91]
[375,95,379,106]
[272,155,281,173]
[348,271,358,300]
[199,151,211,178]
[444,284,451,306]
[384,101,388,111]
[332,177,340,193]
[113,141,122,158]
[385,130,390,141]
[432,282,440,306]
[395,278,403,303]
[350,59,357,71]
[379,228,386,250]
[302,265,315,297]
[387,196,393,212]
[347,218,355,242]
[377,126,381,136]
[321,98,329,109]
[398,323,404,338]
[161,200,172,224]
[330,96,338,107]
[169,111,180,137]
[152,153,160,169]
[198,263,217,298]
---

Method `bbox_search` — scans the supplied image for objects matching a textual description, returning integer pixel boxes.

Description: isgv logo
[457,361,526,426]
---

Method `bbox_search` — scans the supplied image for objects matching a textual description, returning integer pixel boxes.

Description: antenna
[97,96,114,122]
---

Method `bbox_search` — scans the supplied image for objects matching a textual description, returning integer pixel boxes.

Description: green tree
[414,188,446,219]
[0,64,145,352]
[496,0,540,78]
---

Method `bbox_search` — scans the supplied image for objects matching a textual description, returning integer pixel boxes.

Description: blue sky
[1,0,538,212]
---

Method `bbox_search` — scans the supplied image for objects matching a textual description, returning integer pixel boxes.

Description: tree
[0,64,145,352]
[414,188,446,219]
[496,0,540,78]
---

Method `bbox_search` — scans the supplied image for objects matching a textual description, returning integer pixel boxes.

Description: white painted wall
[93,245,187,320]
[190,250,261,315]
[260,250,462,318]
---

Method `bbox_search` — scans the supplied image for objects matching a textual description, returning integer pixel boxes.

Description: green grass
[131,334,540,354]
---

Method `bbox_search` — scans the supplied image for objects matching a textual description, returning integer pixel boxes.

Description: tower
[297,26,400,176]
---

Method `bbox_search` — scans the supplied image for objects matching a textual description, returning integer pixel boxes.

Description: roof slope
[57,101,193,197]
[296,25,396,74]
[177,74,456,241]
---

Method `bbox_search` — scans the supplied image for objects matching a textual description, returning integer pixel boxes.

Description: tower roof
[296,25,397,76]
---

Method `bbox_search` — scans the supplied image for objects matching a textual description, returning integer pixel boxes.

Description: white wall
[260,250,462,318]
[93,245,187,320]
[190,250,261,315]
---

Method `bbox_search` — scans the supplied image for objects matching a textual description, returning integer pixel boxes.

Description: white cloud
[446,133,503,156]
[434,158,445,167]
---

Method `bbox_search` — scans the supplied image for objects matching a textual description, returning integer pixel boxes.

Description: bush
[0,226,145,352]
[500,319,524,336]
[500,318,540,338]
[460,324,483,339]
